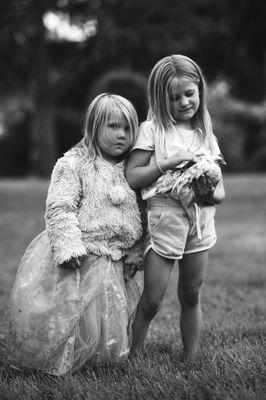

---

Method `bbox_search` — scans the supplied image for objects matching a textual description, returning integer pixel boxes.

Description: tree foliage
[0,0,265,175]
[1,0,265,99]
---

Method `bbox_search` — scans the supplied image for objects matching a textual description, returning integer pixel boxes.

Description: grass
[0,174,265,399]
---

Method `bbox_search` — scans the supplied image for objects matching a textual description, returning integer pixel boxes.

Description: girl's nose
[180,96,189,106]
[117,129,126,139]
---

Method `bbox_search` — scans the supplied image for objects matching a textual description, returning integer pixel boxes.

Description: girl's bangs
[167,77,179,98]
[156,77,175,128]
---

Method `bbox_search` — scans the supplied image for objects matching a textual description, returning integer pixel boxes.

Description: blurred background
[0,5,265,391]
[0,0,266,176]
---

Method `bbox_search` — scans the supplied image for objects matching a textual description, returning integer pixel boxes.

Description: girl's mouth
[179,107,192,112]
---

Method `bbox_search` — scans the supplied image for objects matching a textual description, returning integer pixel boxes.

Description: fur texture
[45,147,142,266]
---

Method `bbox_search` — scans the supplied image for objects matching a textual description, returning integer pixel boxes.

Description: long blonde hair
[80,93,139,160]
[148,54,213,137]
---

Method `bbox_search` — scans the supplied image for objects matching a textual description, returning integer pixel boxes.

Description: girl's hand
[192,173,225,205]
[123,264,138,283]
[60,256,84,270]
[192,173,216,205]
[163,149,198,170]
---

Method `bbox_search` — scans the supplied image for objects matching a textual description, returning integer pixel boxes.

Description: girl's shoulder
[54,147,88,173]
[63,146,87,161]
[133,119,157,151]
[137,119,158,140]
[139,119,156,132]
[205,132,221,156]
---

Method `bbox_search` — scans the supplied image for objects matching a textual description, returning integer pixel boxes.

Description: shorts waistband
[147,195,182,208]
[147,196,203,239]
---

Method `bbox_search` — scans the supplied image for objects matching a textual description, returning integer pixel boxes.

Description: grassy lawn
[0,175,265,399]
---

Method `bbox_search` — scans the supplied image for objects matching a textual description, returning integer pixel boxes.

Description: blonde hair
[148,54,213,138]
[81,93,139,160]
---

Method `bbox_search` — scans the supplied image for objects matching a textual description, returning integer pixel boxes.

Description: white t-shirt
[133,120,221,168]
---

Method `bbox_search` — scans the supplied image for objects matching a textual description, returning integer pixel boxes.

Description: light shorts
[144,196,217,260]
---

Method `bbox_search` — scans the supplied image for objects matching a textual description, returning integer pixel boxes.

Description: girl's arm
[126,148,197,189]
[125,149,160,189]
[212,175,225,204]
[45,156,87,266]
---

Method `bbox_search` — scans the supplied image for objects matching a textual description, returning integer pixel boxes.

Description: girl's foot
[181,349,198,365]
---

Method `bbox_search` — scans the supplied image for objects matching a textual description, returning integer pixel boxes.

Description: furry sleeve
[45,154,87,266]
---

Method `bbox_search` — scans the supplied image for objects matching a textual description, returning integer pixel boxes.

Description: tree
[1,0,265,175]
[0,0,98,175]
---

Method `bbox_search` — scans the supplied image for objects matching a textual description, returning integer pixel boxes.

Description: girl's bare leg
[177,250,208,362]
[131,249,174,352]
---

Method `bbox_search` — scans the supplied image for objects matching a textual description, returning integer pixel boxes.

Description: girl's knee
[140,295,162,317]
[178,280,203,307]
[181,289,200,307]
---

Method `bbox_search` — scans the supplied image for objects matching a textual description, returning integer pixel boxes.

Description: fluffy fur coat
[45,147,143,267]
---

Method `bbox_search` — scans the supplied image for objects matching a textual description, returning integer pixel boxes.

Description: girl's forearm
[126,163,162,189]
[212,189,225,204]
[126,148,193,189]
[126,156,187,189]
[212,179,225,204]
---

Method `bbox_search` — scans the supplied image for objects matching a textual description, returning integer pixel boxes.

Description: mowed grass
[0,175,265,400]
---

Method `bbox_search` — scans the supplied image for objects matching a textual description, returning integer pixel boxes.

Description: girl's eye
[185,90,195,97]
[108,123,119,129]
[169,90,195,100]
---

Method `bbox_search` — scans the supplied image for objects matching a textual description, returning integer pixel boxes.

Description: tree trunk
[30,99,57,176]
[29,6,57,176]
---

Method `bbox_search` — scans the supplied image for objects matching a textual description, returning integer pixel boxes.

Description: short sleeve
[132,121,155,152]
[207,134,226,165]
[209,134,222,157]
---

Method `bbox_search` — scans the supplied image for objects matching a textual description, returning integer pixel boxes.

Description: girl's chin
[105,151,127,162]
[174,116,195,124]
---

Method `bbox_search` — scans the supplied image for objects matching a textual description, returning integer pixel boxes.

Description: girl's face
[168,78,200,123]
[97,108,131,163]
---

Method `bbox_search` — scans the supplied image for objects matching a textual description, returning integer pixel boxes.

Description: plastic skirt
[0,231,143,375]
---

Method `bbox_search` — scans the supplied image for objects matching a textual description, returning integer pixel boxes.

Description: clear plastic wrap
[1,231,143,375]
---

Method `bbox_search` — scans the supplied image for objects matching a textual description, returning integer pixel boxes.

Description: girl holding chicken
[126,54,225,362]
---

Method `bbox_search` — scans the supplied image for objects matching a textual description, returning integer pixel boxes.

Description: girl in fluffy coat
[2,93,143,375]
